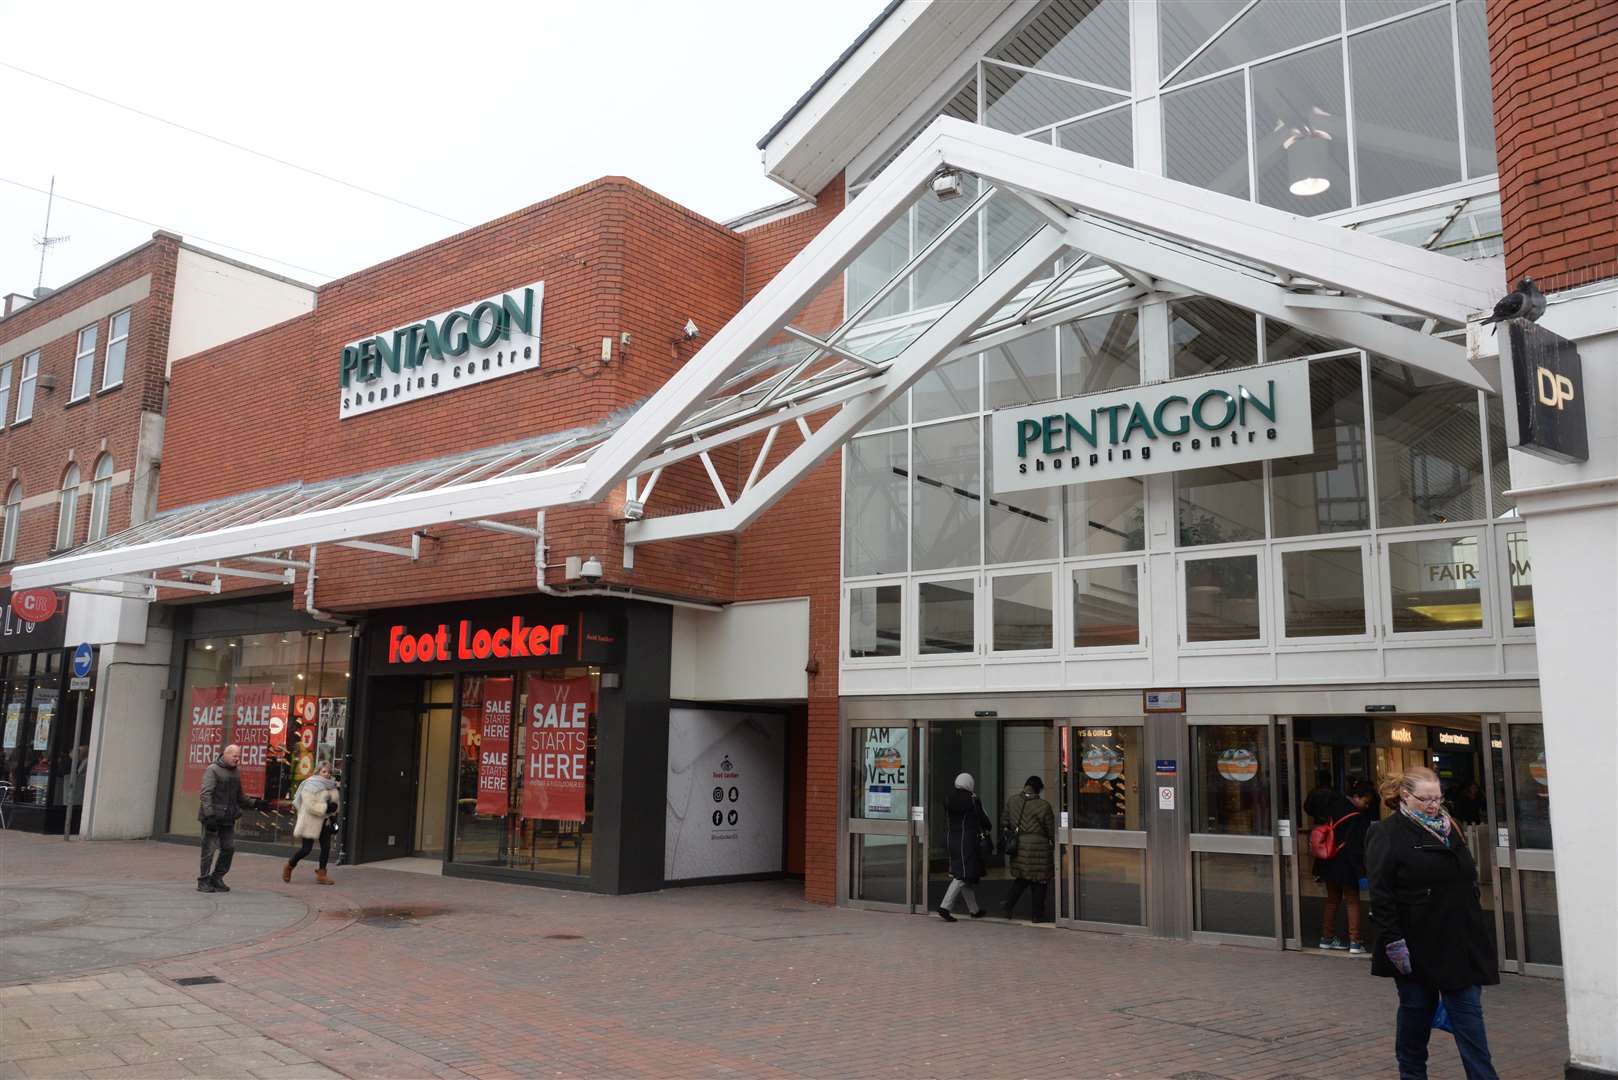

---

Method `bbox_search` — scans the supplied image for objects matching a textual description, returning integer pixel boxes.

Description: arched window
[88,454,114,543]
[56,464,81,552]
[1,481,20,562]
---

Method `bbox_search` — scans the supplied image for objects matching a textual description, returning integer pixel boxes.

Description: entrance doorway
[411,678,455,857]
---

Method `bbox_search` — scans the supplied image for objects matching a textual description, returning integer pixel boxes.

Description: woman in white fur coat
[282,763,340,885]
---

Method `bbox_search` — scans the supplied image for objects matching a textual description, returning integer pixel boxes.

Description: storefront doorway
[412,678,455,858]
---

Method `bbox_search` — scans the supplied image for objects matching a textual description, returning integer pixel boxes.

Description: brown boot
[314,869,333,886]
[281,861,293,883]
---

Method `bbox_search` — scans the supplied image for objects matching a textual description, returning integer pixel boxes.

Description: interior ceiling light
[1283,116,1335,197]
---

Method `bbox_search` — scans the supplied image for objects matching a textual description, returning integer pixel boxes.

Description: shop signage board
[234,684,275,798]
[339,281,543,419]
[183,687,227,792]
[0,588,68,655]
[988,360,1313,493]
[663,708,785,881]
[1143,688,1186,713]
[1501,320,1588,463]
[475,677,513,815]
[520,675,592,822]
[10,588,58,623]
[377,606,624,670]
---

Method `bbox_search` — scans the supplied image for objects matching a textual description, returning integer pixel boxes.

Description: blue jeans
[1395,981,1498,1080]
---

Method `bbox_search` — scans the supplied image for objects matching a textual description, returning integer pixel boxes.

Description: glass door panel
[848,724,919,910]
[1063,722,1148,931]
[413,705,453,857]
[1189,721,1280,946]
[1498,717,1557,976]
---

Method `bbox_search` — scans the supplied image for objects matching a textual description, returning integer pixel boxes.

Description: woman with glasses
[1366,766,1499,1080]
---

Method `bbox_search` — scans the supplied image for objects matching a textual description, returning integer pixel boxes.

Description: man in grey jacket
[198,744,261,893]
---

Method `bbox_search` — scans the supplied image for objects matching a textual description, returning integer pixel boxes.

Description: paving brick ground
[1,831,1569,1078]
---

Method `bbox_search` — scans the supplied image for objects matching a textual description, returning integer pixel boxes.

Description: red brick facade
[0,233,180,585]
[1489,0,1618,290]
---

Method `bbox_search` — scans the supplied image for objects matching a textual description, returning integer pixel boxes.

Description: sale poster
[234,684,275,798]
[475,678,513,815]
[31,699,55,751]
[269,694,290,752]
[520,675,592,822]
[290,695,318,783]
[182,687,227,792]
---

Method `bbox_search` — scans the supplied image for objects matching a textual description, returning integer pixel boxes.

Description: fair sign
[989,360,1314,493]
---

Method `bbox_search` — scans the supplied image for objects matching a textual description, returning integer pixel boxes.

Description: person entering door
[937,773,990,921]
[1000,775,1055,922]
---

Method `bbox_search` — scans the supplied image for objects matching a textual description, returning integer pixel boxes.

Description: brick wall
[0,233,179,585]
[732,177,847,904]
[1489,0,1618,291]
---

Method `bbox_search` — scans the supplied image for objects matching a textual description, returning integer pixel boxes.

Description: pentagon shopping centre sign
[339,281,543,419]
[989,359,1313,493]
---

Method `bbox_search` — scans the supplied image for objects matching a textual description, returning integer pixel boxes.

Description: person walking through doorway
[1000,776,1055,922]
[197,744,261,893]
[938,772,990,922]
[1366,766,1499,1080]
[1309,773,1372,953]
[282,763,340,885]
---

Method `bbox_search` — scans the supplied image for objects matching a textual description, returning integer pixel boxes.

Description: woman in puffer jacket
[282,764,340,885]
[1000,776,1055,922]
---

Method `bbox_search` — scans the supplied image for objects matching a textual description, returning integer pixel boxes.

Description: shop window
[71,324,97,401]
[1280,546,1367,638]
[167,629,353,842]
[1270,356,1370,537]
[87,454,114,543]
[453,670,597,877]
[54,465,80,552]
[1056,106,1133,167]
[1060,306,1139,394]
[992,571,1053,651]
[1,481,19,561]
[1184,554,1262,642]
[849,585,903,659]
[1251,42,1350,215]
[1063,477,1145,557]
[1072,562,1140,648]
[103,309,131,389]
[1386,534,1483,633]
[1163,73,1250,202]
[1504,530,1532,628]
[1370,358,1486,528]
[1351,10,1463,204]
[1176,461,1265,547]
[2,652,69,808]
[1171,298,1257,379]
[844,433,908,577]
[912,418,981,571]
[15,350,39,423]
[918,578,975,655]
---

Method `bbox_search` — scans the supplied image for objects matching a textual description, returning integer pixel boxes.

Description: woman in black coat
[1308,776,1372,952]
[937,772,990,922]
[1366,766,1499,1080]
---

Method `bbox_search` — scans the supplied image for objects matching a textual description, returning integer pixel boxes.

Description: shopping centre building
[5,0,1613,1074]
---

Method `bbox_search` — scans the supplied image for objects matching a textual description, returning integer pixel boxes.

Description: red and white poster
[475,678,513,816]
[290,695,319,783]
[269,694,290,752]
[182,686,227,792]
[520,675,592,823]
[234,683,275,798]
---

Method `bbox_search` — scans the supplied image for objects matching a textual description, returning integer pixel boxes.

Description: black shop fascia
[348,595,675,894]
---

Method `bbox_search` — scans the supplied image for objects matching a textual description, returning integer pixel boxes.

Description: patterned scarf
[1403,804,1451,842]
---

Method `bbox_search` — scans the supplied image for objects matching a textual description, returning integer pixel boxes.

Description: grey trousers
[200,824,235,882]
[940,877,979,913]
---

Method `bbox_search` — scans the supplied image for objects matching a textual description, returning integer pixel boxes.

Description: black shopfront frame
[349,594,671,895]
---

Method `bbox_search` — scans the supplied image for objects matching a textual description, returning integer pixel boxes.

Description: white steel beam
[181,564,296,584]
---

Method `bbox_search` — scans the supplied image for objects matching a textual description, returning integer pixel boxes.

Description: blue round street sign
[71,643,93,679]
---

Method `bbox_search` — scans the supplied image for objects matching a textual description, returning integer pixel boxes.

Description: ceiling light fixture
[1284,124,1333,197]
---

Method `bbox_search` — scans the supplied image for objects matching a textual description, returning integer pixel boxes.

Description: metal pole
[63,689,86,840]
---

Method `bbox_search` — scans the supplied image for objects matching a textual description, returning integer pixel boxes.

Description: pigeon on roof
[1482,277,1547,329]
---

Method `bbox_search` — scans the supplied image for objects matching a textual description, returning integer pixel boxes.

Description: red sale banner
[182,687,227,792]
[475,678,513,816]
[520,675,592,823]
[234,684,275,799]
[269,694,290,752]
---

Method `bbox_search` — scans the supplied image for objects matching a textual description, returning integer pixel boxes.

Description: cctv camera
[683,319,699,340]
[579,556,604,585]
[931,168,962,201]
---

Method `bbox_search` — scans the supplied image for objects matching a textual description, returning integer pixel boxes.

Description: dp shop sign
[989,361,1313,493]
[338,281,543,419]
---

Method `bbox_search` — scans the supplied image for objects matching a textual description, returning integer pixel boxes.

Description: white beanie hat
[954,772,975,792]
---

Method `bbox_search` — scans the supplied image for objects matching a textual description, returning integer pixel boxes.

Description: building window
[0,360,10,426]
[87,454,114,543]
[1,481,20,561]
[71,325,97,401]
[912,418,981,572]
[1270,356,1370,537]
[1184,553,1262,643]
[1350,9,1464,204]
[1504,529,1532,628]
[918,578,975,655]
[168,630,353,843]
[1171,298,1258,378]
[1072,562,1140,648]
[991,571,1054,651]
[849,584,902,658]
[55,465,80,551]
[103,309,131,389]
[844,433,908,577]
[15,351,38,423]
[1370,357,1486,528]
[1280,546,1367,638]
[1387,534,1484,633]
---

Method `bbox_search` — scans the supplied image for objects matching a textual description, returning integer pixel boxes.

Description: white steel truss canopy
[11,118,1501,593]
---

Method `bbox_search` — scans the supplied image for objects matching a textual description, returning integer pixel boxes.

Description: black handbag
[973,796,996,861]
[1001,797,1029,858]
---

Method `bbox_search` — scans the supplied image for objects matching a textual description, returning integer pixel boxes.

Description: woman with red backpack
[1305,771,1373,953]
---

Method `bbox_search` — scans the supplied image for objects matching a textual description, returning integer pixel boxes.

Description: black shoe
[197,878,216,893]
[969,909,987,919]
[208,878,230,893]
[936,907,957,922]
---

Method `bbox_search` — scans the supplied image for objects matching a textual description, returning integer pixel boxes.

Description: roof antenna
[33,175,71,297]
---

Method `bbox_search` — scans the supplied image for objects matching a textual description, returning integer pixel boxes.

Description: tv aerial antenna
[33,175,70,295]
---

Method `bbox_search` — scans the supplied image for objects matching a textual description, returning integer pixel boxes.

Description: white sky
[0,0,882,294]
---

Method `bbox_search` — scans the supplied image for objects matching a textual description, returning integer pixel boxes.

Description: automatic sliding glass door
[1188,719,1281,947]
[1059,722,1149,932]
[848,724,920,911]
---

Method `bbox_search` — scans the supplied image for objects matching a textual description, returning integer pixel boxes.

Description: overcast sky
[0,0,881,295]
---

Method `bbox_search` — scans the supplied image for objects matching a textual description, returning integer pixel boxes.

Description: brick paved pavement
[1,831,1569,1078]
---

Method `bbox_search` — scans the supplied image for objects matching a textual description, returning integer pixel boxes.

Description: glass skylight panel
[1251,42,1350,214]
[982,62,1126,136]
[1163,73,1250,200]
[1347,0,1439,30]
[1350,9,1463,203]
[990,0,1131,92]
[1056,106,1134,167]
[1168,0,1342,86]
[1159,0,1248,80]
[1456,0,1497,177]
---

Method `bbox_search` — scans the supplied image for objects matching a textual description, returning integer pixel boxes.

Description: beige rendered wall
[166,247,315,373]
